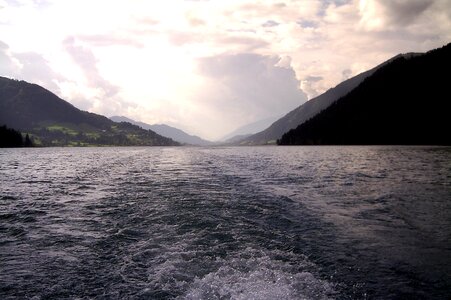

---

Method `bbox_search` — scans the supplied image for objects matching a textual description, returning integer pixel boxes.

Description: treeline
[0,125,33,147]
[29,126,177,147]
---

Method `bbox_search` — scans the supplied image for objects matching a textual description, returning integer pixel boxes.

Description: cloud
[216,36,269,52]
[61,36,139,116]
[0,39,114,113]
[382,0,434,26]
[193,53,307,138]
[275,55,292,68]
[341,69,352,80]
[0,41,18,76]
[0,40,8,49]
[14,51,62,92]
[262,20,280,27]
[186,15,206,27]
[300,76,324,100]
[0,39,62,94]
[358,0,448,31]
[168,31,200,46]
[63,36,119,98]
[285,0,451,98]
[297,20,318,28]
[77,34,144,48]
[304,75,323,82]
[166,29,269,52]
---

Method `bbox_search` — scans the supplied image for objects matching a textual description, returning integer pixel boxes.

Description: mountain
[110,116,212,146]
[219,116,280,143]
[0,77,179,146]
[148,124,213,146]
[279,43,451,145]
[240,54,414,145]
[222,134,252,145]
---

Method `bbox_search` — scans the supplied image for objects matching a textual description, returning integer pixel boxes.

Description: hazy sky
[1,0,450,139]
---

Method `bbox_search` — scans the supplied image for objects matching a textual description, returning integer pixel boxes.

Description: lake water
[1,146,450,299]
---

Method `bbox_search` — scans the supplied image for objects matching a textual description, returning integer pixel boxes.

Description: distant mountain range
[239,53,422,145]
[0,77,178,146]
[110,115,280,146]
[219,116,280,143]
[110,116,212,146]
[222,134,252,145]
[279,43,451,145]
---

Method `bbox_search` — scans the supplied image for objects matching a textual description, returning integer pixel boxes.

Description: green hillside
[0,77,179,146]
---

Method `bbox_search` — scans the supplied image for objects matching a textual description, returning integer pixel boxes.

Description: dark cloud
[318,0,352,16]
[330,0,351,5]
[297,20,318,29]
[262,20,280,27]
[341,69,352,80]
[380,0,435,26]
[63,37,119,98]
[304,75,323,82]
[197,53,307,124]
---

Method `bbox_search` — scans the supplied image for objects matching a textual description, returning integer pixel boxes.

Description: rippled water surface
[1,146,451,299]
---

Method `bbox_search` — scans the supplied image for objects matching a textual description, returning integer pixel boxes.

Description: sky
[0,0,450,140]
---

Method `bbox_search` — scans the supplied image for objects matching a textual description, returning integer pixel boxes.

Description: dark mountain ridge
[0,77,179,146]
[278,43,451,145]
[240,53,420,145]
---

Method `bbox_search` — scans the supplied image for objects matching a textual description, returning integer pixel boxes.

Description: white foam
[181,248,336,300]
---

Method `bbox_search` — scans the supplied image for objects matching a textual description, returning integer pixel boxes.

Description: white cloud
[0,39,63,94]
[0,41,19,76]
[63,37,120,99]
[191,53,307,138]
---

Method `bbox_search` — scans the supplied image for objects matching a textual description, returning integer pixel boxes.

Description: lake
[1,146,450,299]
